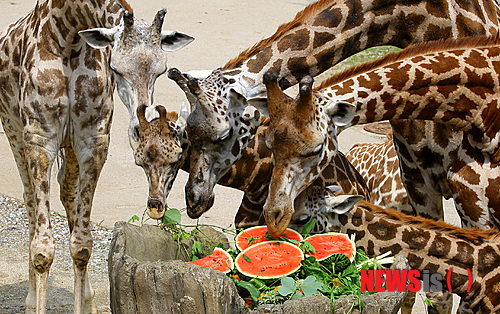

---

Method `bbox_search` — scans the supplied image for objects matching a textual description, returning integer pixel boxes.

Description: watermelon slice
[235,241,304,279]
[187,247,234,273]
[304,233,356,262]
[235,225,303,251]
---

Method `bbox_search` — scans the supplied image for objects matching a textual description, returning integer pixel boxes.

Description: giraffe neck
[320,35,500,154]
[325,200,500,312]
[32,0,125,55]
[222,0,498,100]
[345,136,412,213]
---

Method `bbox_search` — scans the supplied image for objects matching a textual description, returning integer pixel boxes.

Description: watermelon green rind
[187,247,234,273]
[235,241,304,279]
[235,225,303,251]
[304,233,356,262]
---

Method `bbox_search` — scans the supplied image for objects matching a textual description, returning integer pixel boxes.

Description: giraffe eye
[304,143,324,157]
[109,63,122,76]
[215,128,233,143]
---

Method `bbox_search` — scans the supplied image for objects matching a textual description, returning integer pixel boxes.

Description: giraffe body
[168,0,499,224]
[0,1,192,312]
[263,35,500,236]
[291,190,500,313]
[345,132,411,213]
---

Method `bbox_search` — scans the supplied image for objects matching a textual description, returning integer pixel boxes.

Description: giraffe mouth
[186,193,215,218]
[264,204,294,237]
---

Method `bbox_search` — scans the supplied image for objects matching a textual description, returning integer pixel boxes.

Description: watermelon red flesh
[235,225,303,251]
[235,241,304,279]
[304,233,355,262]
[187,247,234,273]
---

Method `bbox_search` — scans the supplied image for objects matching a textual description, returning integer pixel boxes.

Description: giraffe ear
[325,101,356,127]
[324,194,364,214]
[79,27,119,49]
[160,31,194,52]
[175,102,189,135]
[230,85,269,117]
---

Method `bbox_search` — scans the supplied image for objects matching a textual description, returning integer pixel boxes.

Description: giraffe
[262,34,500,237]
[0,1,193,313]
[345,131,411,213]
[290,187,500,313]
[133,102,371,227]
[167,0,499,223]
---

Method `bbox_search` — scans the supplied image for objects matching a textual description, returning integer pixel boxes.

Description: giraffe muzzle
[264,204,293,236]
[147,198,165,219]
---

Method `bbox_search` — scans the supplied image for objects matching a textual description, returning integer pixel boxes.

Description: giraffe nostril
[134,126,140,141]
[274,209,282,223]
[147,199,162,210]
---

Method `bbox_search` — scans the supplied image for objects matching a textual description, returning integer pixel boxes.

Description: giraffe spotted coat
[345,132,411,213]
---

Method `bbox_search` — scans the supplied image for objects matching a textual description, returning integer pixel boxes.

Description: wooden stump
[109,222,408,313]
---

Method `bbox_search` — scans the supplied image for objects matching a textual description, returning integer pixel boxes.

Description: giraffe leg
[0,119,38,313]
[23,132,59,314]
[57,146,96,314]
[234,195,265,229]
[70,136,109,314]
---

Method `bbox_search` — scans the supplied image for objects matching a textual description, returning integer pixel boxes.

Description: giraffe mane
[223,0,333,70]
[358,200,500,242]
[318,34,500,90]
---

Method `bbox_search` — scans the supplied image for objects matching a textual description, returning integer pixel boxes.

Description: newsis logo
[361,268,473,293]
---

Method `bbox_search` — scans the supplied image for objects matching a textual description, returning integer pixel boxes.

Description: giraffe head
[168,68,263,218]
[291,185,364,234]
[79,9,194,152]
[134,104,188,219]
[263,71,355,236]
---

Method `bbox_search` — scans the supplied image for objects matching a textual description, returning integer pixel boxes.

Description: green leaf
[278,276,296,296]
[301,218,317,235]
[191,240,203,258]
[243,254,252,262]
[128,215,139,223]
[249,278,267,291]
[236,281,261,303]
[300,276,324,296]
[163,208,182,224]
[301,256,332,286]
[247,237,255,246]
[291,290,304,300]
[300,241,316,254]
